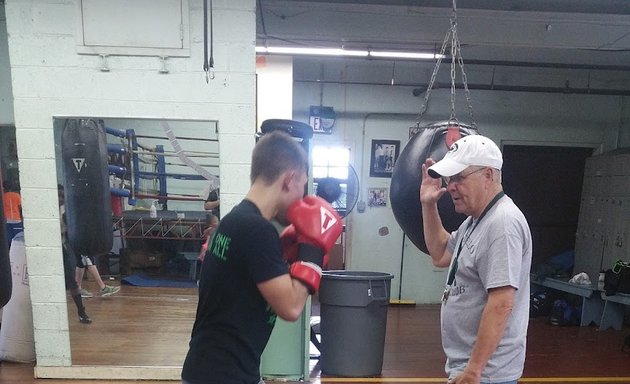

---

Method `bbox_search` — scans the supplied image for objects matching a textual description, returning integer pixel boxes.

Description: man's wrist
[464,361,483,378]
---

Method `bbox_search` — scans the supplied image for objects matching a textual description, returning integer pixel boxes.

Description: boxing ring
[113,211,209,241]
[105,123,219,210]
[99,121,219,274]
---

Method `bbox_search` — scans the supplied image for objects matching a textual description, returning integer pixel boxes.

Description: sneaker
[79,313,92,324]
[80,288,93,298]
[100,285,121,297]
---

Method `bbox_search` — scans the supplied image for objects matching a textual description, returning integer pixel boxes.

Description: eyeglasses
[443,167,486,185]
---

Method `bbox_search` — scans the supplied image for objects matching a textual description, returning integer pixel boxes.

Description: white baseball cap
[427,134,503,178]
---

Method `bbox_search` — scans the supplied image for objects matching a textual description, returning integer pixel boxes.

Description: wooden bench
[599,292,630,331]
[531,275,604,328]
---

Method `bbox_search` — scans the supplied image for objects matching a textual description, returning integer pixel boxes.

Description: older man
[419,134,532,384]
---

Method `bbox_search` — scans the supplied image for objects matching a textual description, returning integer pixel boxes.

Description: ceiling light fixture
[255,46,444,60]
[369,51,441,60]
[256,46,368,57]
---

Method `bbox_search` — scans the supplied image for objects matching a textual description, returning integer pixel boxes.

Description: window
[312,145,351,215]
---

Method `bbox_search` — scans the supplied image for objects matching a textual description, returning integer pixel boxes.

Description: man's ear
[488,167,494,181]
[484,167,496,183]
[281,170,295,192]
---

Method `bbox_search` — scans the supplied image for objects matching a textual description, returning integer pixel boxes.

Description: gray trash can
[319,270,394,377]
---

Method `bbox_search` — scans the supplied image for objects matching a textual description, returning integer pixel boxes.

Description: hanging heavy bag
[62,119,113,256]
[260,119,314,140]
[0,233,35,362]
[604,260,630,296]
[390,122,477,254]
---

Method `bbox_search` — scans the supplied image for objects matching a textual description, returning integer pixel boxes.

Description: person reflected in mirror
[200,186,220,267]
[58,185,91,324]
[204,187,220,219]
[3,180,23,247]
[198,213,219,266]
[55,185,120,299]
[75,254,120,298]
[419,135,532,384]
[182,131,342,384]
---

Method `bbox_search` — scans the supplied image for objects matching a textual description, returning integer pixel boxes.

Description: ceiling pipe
[293,79,630,96]
[293,0,630,16]
[412,83,630,97]
[463,59,630,72]
[262,47,630,72]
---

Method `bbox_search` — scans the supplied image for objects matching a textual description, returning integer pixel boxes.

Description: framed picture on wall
[369,139,400,178]
[368,187,388,207]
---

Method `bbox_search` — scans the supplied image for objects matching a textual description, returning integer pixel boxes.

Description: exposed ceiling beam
[294,0,630,16]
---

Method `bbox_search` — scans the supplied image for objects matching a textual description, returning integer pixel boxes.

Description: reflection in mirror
[53,117,218,366]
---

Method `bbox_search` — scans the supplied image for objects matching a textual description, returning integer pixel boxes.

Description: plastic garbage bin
[319,270,394,376]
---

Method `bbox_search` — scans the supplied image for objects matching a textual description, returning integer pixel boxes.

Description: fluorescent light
[256,46,368,57]
[256,46,443,60]
[369,51,443,60]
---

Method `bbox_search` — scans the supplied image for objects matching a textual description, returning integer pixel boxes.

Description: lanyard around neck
[446,191,505,286]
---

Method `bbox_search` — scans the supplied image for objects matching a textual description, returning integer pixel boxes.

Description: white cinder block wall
[4,0,256,366]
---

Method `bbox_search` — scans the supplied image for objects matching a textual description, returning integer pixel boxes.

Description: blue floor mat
[121,274,197,288]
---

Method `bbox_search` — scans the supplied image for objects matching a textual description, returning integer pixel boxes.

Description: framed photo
[368,187,388,207]
[369,139,400,178]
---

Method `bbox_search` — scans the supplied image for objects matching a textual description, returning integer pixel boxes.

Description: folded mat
[121,274,197,288]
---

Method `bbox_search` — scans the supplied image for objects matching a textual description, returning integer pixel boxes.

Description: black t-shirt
[181,200,288,384]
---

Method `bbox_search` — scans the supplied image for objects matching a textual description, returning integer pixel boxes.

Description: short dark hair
[251,131,308,184]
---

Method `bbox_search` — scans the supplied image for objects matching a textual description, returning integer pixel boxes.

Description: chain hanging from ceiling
[415,0,475,128]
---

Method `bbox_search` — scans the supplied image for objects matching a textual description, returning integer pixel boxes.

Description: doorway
[502,144,595,266]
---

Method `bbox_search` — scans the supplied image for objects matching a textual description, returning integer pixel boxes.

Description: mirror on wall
[52,117,218,366]
[0,125,22,247]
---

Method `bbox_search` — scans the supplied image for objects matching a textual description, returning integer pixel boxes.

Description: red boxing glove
[290,261,322,293]
[279,225,299,263]
[281,225,332,268]
[287,195,343,255]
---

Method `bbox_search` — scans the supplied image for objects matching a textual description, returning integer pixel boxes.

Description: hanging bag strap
[203,0,215,82]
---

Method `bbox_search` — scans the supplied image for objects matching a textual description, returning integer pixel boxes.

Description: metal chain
[450,0,459,123]
[450,17,457,122]
[415,27,452,124]
[416,0,476,127]
[455,31,476,126]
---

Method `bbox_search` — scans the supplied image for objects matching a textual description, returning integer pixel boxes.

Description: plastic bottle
[149,201,157,218]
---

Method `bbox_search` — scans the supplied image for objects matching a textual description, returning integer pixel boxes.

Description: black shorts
[76,253,95,268]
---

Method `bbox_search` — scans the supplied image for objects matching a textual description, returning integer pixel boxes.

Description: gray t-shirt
[441,194,532,383]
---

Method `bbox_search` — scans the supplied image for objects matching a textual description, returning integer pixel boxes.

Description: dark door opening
[502,145,595,266]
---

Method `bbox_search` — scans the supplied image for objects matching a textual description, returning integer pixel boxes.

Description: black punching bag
[0,181,12,308]
[390,122,478,254]
[62,119,113,256]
